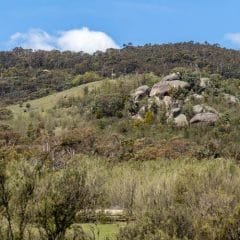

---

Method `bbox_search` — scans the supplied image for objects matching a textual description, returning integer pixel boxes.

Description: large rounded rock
[174,114,188,127]
[192,104,218,115]
[162,72,181,81]
[190,112,218,124]
[193,105,204,114]
[132,85,150,102]
[150,80,190,97]
[200,77,210,88]
[149,82,171,97]
[223,93,239,104]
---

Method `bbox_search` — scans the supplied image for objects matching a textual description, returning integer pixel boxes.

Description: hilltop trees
[2,42,240,103]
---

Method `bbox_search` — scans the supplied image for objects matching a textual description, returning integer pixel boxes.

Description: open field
[81,223,124,240]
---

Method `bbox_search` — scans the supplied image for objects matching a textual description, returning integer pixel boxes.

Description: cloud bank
[9,27,119,54]
[225,33,240,46]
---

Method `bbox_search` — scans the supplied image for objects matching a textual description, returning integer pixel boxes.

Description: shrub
[71,71,101,86]
[92,94,125,118]
[0,108,13,120]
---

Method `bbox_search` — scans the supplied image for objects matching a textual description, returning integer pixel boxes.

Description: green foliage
[2,43,240,104]
[0,108,13,120]
[71,72,101,86]
[92,94,125,118]
[143,111,154,124]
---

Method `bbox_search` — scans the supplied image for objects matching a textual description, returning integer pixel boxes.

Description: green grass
[3,79,117,134]
[81,223,124,240]
[9,79,115,114]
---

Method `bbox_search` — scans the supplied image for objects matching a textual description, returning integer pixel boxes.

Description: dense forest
[1,42,240,103]
[0,43,240,240]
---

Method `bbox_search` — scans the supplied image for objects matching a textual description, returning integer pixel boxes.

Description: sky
[0,0,240,53]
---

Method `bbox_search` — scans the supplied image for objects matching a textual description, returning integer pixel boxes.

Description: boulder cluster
[131,72,239,127]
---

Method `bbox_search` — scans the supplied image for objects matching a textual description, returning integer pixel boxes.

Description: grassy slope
[81,223,124,240]
[9,79,115,114]
[4,79,117,133]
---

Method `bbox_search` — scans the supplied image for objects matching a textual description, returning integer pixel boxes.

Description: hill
[1,42,240,103]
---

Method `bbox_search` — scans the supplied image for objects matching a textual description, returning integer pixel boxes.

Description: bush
[92,94,126,118]
[71,71,101,86]
[0,108,13,120]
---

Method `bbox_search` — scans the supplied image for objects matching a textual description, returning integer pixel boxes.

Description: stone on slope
[150,80,190,97]
[161,72,181,81]
[132,85,150,102]
[192,104,218,115]
[149,83,171,97]
[190,112,218,124]
[200,77,210,88]
[223,93,239,104]
[193,105,204,114]
[174,114,188,127]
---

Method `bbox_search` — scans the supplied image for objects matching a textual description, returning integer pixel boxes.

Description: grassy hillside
[9,78,115,114]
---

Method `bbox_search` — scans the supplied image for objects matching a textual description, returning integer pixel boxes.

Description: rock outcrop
[192,104,218,115]
[162,72,181,81]
[150,80,190,97]
[174,114,188,127]
[190,112,218,124]
[223,93,239,104]
[132,85,150,102]
[131,72,224,127]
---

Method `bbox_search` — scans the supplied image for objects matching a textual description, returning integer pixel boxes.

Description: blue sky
[1,0,240,52]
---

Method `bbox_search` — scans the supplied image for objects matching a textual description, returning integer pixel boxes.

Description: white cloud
[225,33,240,46]
[9,27,119,54]
[10,29,56,51]
[57,27,119,54]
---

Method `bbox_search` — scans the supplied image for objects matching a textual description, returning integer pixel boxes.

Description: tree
[35,167,95,240]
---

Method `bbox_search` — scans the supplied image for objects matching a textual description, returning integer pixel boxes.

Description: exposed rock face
[174,114,188,127]
[192,104,218,115]
[130,72,223,127]
[132,106,147,120]
[190,112,218,124]
[162,72,181,81]
[150,80,190,97]
[192,94,204,100]
[149,83,171,97]
[168,80,190,89]
[223,93,239,104]
[200,77,210,88]
[132,85,150,102]
[193,105,204,114]
[163,96,172,109]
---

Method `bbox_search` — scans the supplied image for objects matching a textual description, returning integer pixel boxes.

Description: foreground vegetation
[1,154,240,240]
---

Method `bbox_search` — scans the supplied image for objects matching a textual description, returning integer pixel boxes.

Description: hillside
[1,42,240,104]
